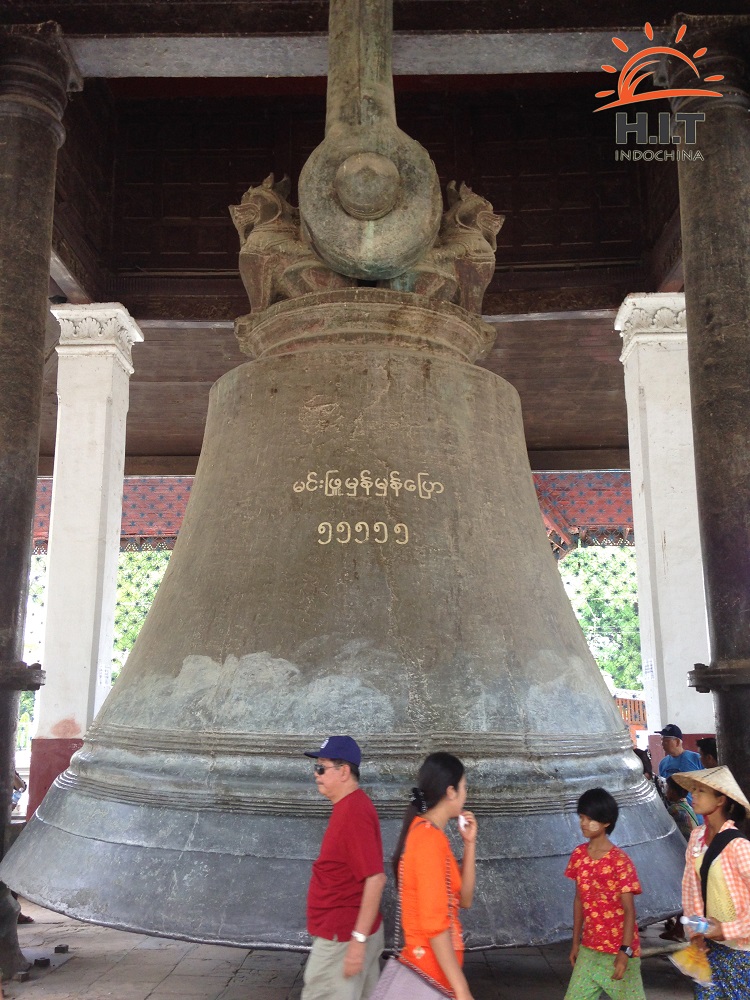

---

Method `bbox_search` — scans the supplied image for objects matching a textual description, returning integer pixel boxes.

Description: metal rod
[325,0,396,134]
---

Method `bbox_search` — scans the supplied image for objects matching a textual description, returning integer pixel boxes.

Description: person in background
[659,777,700,943]
[632,747,653,781]
[392,752,477,1000]
[656,724,702,783]
[11,772,34,925]
[654,726,701,944]
[11,771,26,812]
[565,787,646,1000]
[666,777,700,842]
[301,735,386,1000]
[673,765,750,999]
[697,737,719,770]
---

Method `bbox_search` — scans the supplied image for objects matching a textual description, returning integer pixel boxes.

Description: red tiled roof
[33,471,633,553]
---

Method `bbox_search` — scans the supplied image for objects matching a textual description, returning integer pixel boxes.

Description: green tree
[112,549,171,680]
[18,550,171,740]
[558,545,643,690]
[18,554,48,747]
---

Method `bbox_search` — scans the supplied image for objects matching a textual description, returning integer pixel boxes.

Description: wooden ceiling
[5,0,715,473]
[6,1,749,34]
[38,310,629,475]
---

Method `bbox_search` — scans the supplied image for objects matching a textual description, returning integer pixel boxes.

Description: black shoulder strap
[700,829,745,914]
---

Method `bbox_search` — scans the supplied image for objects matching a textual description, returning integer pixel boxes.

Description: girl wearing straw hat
[672,765,750,998]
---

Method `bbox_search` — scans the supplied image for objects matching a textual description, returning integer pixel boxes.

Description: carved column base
[0,888,30,980]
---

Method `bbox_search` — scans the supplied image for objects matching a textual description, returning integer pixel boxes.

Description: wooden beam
[528,449,630,471]
[67,30,660,79]
[40,455,201,477]
[123,456,199,476]
[40,451,630,477]
[648,208,684,293]
[49,248,92,305]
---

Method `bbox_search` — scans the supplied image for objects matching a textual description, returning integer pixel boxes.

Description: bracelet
[351,931,367,943]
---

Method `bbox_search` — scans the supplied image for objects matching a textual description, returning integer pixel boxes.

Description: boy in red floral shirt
[564,787,646,1000]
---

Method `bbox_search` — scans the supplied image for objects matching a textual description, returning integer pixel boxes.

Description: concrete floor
[3,900,694,1000]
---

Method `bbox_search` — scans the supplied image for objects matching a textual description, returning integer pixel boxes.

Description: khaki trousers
[302,924,385,1000]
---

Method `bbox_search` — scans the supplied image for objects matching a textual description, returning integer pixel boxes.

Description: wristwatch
[351,931,367,943]
[619,945,634,958]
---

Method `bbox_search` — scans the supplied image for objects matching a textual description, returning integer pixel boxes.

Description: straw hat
[672,765,750,817]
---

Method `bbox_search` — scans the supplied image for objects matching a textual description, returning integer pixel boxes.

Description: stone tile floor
[3,900,693,999]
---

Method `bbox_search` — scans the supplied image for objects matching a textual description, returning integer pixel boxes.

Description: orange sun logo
[594,22,724,111]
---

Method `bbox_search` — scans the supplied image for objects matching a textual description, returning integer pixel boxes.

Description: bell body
[2,294,685,947]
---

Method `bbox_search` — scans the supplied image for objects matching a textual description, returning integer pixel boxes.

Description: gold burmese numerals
[292,468,445,547]
[317,521,409,545]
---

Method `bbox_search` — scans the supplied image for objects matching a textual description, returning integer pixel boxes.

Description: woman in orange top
[392,752,478,999]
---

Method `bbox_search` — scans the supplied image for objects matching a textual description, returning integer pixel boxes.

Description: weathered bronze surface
[235,288,496,362]
[2,0,686,949]
[386,182,503,312]
[0,310,686,946]
[231,174,355,313]
[232,173,502,343]
[298,0,442,279]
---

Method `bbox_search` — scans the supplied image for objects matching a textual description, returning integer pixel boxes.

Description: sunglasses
[313,763,341,776]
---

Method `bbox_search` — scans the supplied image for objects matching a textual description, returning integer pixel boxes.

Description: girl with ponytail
[390,752,478,999]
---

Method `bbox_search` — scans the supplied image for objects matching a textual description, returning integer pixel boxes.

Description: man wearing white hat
[655,724,702,783]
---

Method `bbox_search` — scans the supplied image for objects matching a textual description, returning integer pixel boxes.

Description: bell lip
[1,797,686,951]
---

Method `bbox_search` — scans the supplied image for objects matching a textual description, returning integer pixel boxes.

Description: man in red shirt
[302,735,386,1000]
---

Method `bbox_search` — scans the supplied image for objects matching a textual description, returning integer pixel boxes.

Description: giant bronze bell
[1,0,685,949]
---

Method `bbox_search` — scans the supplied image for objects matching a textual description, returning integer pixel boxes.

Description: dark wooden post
[0,22,78,979]
[667,15,750,802]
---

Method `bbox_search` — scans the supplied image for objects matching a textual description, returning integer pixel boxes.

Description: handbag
[369,820,455,999]
[369,955,452,999]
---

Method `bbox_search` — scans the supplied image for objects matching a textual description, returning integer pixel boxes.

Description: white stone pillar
[616,293,712,735]
[31,305,142,803]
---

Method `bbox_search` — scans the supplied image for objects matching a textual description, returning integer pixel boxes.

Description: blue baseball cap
[304,735,361,767]
[656,724,683,739]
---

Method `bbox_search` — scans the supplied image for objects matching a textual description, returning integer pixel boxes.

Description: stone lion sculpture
[385,181,504,314]
[230,174,354,313]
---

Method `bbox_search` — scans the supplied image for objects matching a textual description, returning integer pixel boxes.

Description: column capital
[662,14,750,113]
[615,292,686,363]
[0,22,81,147]
[52,303,144,375]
